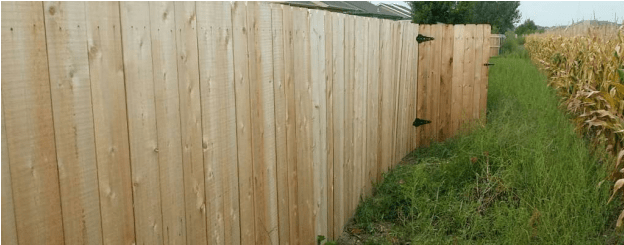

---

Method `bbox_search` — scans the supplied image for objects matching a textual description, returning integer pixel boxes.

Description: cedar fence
[1,2,490,245]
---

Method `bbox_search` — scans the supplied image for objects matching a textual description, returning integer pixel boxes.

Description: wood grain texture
[247,2,279,244]
[429,24,442,143]
[173,2,208,244]
[85,2,136,244]
[1,2,65,244]
[281,6,300,244]
[232,2,256,244]
[199,2,242,244]
[472,25,484,121]
[451,25,465,136]
[366,18,380,197]
[119,2,164,244]
[462,24,476,129]
[2,105,18,245]
[324,11,335,240]
[439,24,455,140]
[270,4,291,244]
[309,9,328,239]
[331,12,346,238]
[43,2,104,244]
[343,14,356,220]
[417,24,429,147]
[148,3,188,244]
[410,24,420,150]
[353,15,368,211]
[292,7,314,243]
[379,19,394,177]
[390,22,404,161]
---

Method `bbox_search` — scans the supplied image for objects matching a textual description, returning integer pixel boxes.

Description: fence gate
[414,24,491,147]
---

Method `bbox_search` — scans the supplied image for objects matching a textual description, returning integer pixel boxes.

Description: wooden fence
[1,2,490,245]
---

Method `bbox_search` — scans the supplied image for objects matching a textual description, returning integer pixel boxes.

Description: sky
[371,1,624,27]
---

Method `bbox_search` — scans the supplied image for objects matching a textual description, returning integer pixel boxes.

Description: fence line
[1,2,490,244]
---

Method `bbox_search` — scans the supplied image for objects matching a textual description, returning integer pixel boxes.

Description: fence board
[417,24,430,146]
[84,2,136,244]
[2,2,64,244]
[148,3,187,244]
[292,7,315,243]
[331,12,346,236]
[390,22,403,164]
[173,2,208,244]
[353,15,368,207]
[481,25,492,119]
[473,25,484,120]
[309,9,328,239]
[451,25,465,135]
[43,2,104,244]
[246,3,280,244]
[271,4,291,245]
[462,24,476,128]
[281,6,300,244]
[343,14,356,219]
[366,18,380,197]
[407,24,419,152]
[439,24,455,140]
[120,3,164,244]
[378,20,393,177]
[324,11,335,239]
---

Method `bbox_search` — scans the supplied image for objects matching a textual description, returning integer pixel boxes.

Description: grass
[342,50,623,244]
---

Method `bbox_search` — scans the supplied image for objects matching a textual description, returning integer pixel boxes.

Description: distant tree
[515,19,538,35]
[408,1,475,24]
[470,1,521,33]
[407,1,521,34]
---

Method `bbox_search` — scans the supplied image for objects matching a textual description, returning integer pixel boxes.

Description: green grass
[346,51,622,244]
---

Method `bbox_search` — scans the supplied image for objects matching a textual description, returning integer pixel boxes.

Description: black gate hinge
[412,118,431,128]
[484,63,495,66]
[416,34,434,44]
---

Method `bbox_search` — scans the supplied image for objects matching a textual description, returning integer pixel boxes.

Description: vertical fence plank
[480,25,492,119]
[198,2,242,244]
[148,3,187,244]
[120,2,164,244]
[451,25,465,136]
[462,24,476,128]
[246,2,280,244]
[401,24,414,156]
[409,24,420,153]
[394,23,406,162]
[407,24,418,152]
[366,18,380,197]
[271,4,291,245]
[331,12,346,238]
[343,14,355,220]
[174,2,208,244]
[292,7,314,243]
[429,24,442,143]
[438,24,455,140]
[379,19,393,177]
[43,2,104,244]
[417,25,430,146]
[472,25,484,121]
[309,9,328,239]
[2,106,18,245]
[232,2,256,244]
[281,6,300,244]
[2,2,64,244]
[85,3,136,244]
[324,11,335,240]
[353,15,368,208]
[390,22,403,165]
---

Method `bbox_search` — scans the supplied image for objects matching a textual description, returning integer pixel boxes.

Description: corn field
[525,25,624,228]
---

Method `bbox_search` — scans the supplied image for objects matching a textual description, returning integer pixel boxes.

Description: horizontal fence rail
[1,1,490,244]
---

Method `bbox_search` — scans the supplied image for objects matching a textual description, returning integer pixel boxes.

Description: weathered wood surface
[1,2,492,243]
